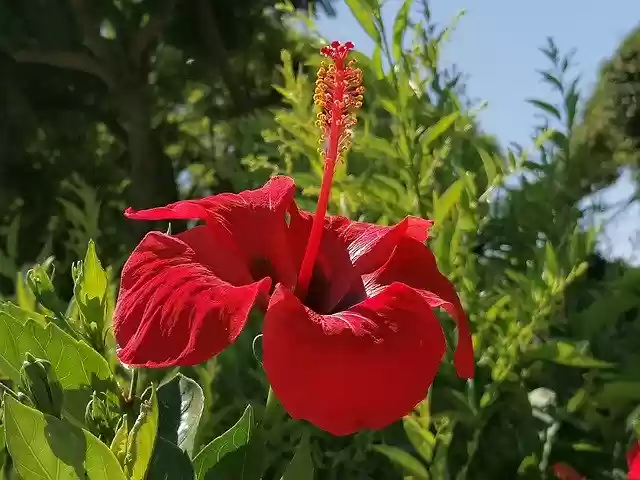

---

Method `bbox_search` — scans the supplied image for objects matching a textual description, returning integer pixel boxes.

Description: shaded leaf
[370,445,429,479]
[147,437,195,480]
[281,435,314,480]
[527,99,562,120]
[157,373,205,457]
[528,341,613,368]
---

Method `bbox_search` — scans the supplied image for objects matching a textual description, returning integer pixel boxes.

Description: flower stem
[127,368,139,401]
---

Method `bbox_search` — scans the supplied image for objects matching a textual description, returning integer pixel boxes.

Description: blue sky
[317,0,639,264]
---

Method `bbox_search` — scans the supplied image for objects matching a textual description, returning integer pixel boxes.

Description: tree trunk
[118,85,183,243]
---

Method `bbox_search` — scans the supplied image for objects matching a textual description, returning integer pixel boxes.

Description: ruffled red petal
[363,237,474,378]
[325,215,433,274]
[114,229,270,367]
[125,176,300,288]
[262,283,446,436]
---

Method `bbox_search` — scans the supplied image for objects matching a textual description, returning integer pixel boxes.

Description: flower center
[295,41,364,301]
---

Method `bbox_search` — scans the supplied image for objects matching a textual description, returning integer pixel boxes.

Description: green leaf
[527,99,562,120]
[544,242,559,277]
[370,445,429,479]
[476,147,498,186]
[392,0,413,61]
[4,395,126,480]
[0,309,114,425]
[147,437,196,480]
[420,112,459,150]
[528,341,613,368]
[344,0,380,43]
[403,416,435,463]
[125,385,159,480]
[73,240,108,330]
[110,416,130,467]
[433,178,464,226]
[193,404,254,480]
[281,436,314,480]
[157,373,205,457]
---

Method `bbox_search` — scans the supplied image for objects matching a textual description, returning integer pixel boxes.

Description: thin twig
[130,0,177,65]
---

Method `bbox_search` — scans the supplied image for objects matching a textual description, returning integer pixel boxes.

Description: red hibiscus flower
[113,41,474,435]
[628,440,640,479]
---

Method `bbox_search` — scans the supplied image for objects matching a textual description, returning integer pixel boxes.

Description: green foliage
[0,0,638,478]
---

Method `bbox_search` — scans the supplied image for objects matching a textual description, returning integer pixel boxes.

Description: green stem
[0,381,20,400]
[128,368,139,401]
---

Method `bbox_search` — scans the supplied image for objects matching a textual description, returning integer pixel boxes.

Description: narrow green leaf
[420,112,459,150]
[544,242,559,277]
[476,147,498,185]
[0,309,114,425]
[281,436,314,480]
[110,416,130,467]
[125,385,159,480]
[344,0,380,43]
[433,178,464,226]
[193,404,254,480]
[392,0,413,61]
[157,373,205,457]
[370,445,429,479]
[371,45,384,79]
[4,395,126,480]
[403,417,435,463]
[527,99,562,120]
[73,240,108,330]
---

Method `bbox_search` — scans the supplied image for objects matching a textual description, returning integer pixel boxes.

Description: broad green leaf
[528,341,613,368]
[420,112,459,150]
[527,99,562,120]
[433,178,464,226]
[193,404,254,480]
[344,0,380,43]
[157,373,205,457]
[0,310,114,425]
[281,436,314,480]
[0,301,48,326]
[125,385,159,480]
[370,445,429,479]
[147,437,195,480]
[392,0,413,61]
[4,395,126,480]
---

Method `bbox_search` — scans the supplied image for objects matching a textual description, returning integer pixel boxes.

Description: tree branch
[10,50,115,87]
[130,0,178,65]
[67,0,112,60]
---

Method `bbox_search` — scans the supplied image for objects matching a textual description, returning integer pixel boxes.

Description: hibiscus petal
[628,441,640,480]
[325,215,433,274]
[114,230,270,367]
[363,237,474,378]
[263,282,446,436]
[124,175,300,288]
[287,208,364,313]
